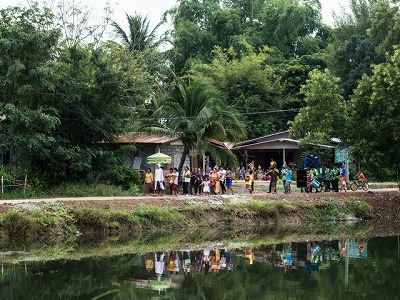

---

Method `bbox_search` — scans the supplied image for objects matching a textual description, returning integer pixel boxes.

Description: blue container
[311,179,320,188]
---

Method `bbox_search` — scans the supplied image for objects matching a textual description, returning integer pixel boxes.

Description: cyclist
[354,170,366,183]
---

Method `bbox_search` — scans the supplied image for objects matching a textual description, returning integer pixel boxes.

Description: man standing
[248,161,255,192]
[285,165,293,194]
[154,164,165,196]
[331,165,340,192]
[341,162,346,177]
[218,165,227,194]
[267,166,278,193]
[183,166,191,195]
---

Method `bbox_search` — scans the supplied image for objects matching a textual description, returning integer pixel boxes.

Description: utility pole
[343,99,350,182]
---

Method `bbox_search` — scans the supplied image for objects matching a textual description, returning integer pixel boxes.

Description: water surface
[1,231,399,299]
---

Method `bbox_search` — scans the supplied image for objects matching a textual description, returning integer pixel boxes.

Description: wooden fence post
[24,174,27,194]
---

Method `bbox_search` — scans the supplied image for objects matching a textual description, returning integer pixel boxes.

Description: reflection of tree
[2,236,400,299]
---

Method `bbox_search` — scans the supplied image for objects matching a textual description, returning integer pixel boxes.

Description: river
[1,222,399,299]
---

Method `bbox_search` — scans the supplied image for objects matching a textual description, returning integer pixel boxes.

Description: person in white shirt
[182,166,191,195]
[218,165,227,194]
[154,164,165,196]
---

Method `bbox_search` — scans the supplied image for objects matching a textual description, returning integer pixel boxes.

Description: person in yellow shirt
[144,168,154,196]
[210,167,221,196]
[166,168,176,195]
[245,170,253,194]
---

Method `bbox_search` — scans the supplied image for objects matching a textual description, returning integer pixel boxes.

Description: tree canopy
[145,76,246,175]
[2,0,400,186]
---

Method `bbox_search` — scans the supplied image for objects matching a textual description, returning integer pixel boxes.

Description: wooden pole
[24,174,27,194]
[1,176,3,194]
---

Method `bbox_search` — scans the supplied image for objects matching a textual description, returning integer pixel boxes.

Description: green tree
[346,48,400,181]
[0,6,145,186]
[328,0,384,100]
[258,0,325,58]
[289,69,345,155]
[145,76,246,175]
[0,5,61,173]
[168,0,328,73]
[111,13,167,52]
[369,0,400,57]
[190,42,284,138]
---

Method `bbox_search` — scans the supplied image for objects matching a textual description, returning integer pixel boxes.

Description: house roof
[232,130,339,151]
[232,131,300,151]
[232,137,300,151]
[235,131,294,147]
[206,138,234,150]
[117,133,179,145]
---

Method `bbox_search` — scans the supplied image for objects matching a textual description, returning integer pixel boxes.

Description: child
[245,171,253,194]
[340,175,347,192]
[201,175,211,196]
[225,167,234,195]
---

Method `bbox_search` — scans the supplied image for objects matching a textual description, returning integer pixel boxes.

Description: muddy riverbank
[0,190,399,240]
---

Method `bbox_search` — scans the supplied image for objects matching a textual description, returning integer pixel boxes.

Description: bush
[103,164,141,188]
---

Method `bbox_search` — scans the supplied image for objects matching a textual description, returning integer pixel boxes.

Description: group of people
[145,248,235,282]
[144,164,236,197]
[143,160,362,196]
[244,159,293,194]
[308,163,346,192]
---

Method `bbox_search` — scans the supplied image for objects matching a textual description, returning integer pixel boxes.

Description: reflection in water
[1,235,400,299]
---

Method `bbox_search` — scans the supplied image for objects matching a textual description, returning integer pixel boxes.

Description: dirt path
[0,188,398,206]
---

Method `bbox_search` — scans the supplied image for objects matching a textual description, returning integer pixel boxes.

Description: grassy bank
[0,221,385,264]
[0,197,373,239]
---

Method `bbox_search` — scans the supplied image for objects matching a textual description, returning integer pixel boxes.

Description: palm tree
[111,13,167,51]
[144,77,246,176]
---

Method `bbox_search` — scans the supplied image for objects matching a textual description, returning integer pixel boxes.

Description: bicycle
[350,180,369,191]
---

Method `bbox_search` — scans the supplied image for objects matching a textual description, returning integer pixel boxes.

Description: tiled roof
[117,133,179,144]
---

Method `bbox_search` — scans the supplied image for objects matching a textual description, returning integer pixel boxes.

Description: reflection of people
[182,251,192,275]
[145,252,154,274]
[245,249,254,266]
[155,252,165,281]
[359,242,365,255]
[340,240,347,256]
[167,251,179,274]
[225,251,234,271]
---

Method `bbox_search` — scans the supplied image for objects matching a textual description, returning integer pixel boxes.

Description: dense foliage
[1,0,400,187]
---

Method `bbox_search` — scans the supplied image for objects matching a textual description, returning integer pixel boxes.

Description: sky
[0,0,350,35]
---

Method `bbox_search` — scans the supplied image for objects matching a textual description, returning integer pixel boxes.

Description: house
[231,131,338,169]
[115,133,233,172]
[114,131,339,172]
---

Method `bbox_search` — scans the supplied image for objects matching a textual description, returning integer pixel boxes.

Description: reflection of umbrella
[147,151,171,164]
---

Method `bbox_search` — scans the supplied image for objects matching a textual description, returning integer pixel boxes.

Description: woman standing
[144,168,154,196]
[210,167,221,196]
[194,168,204,195]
